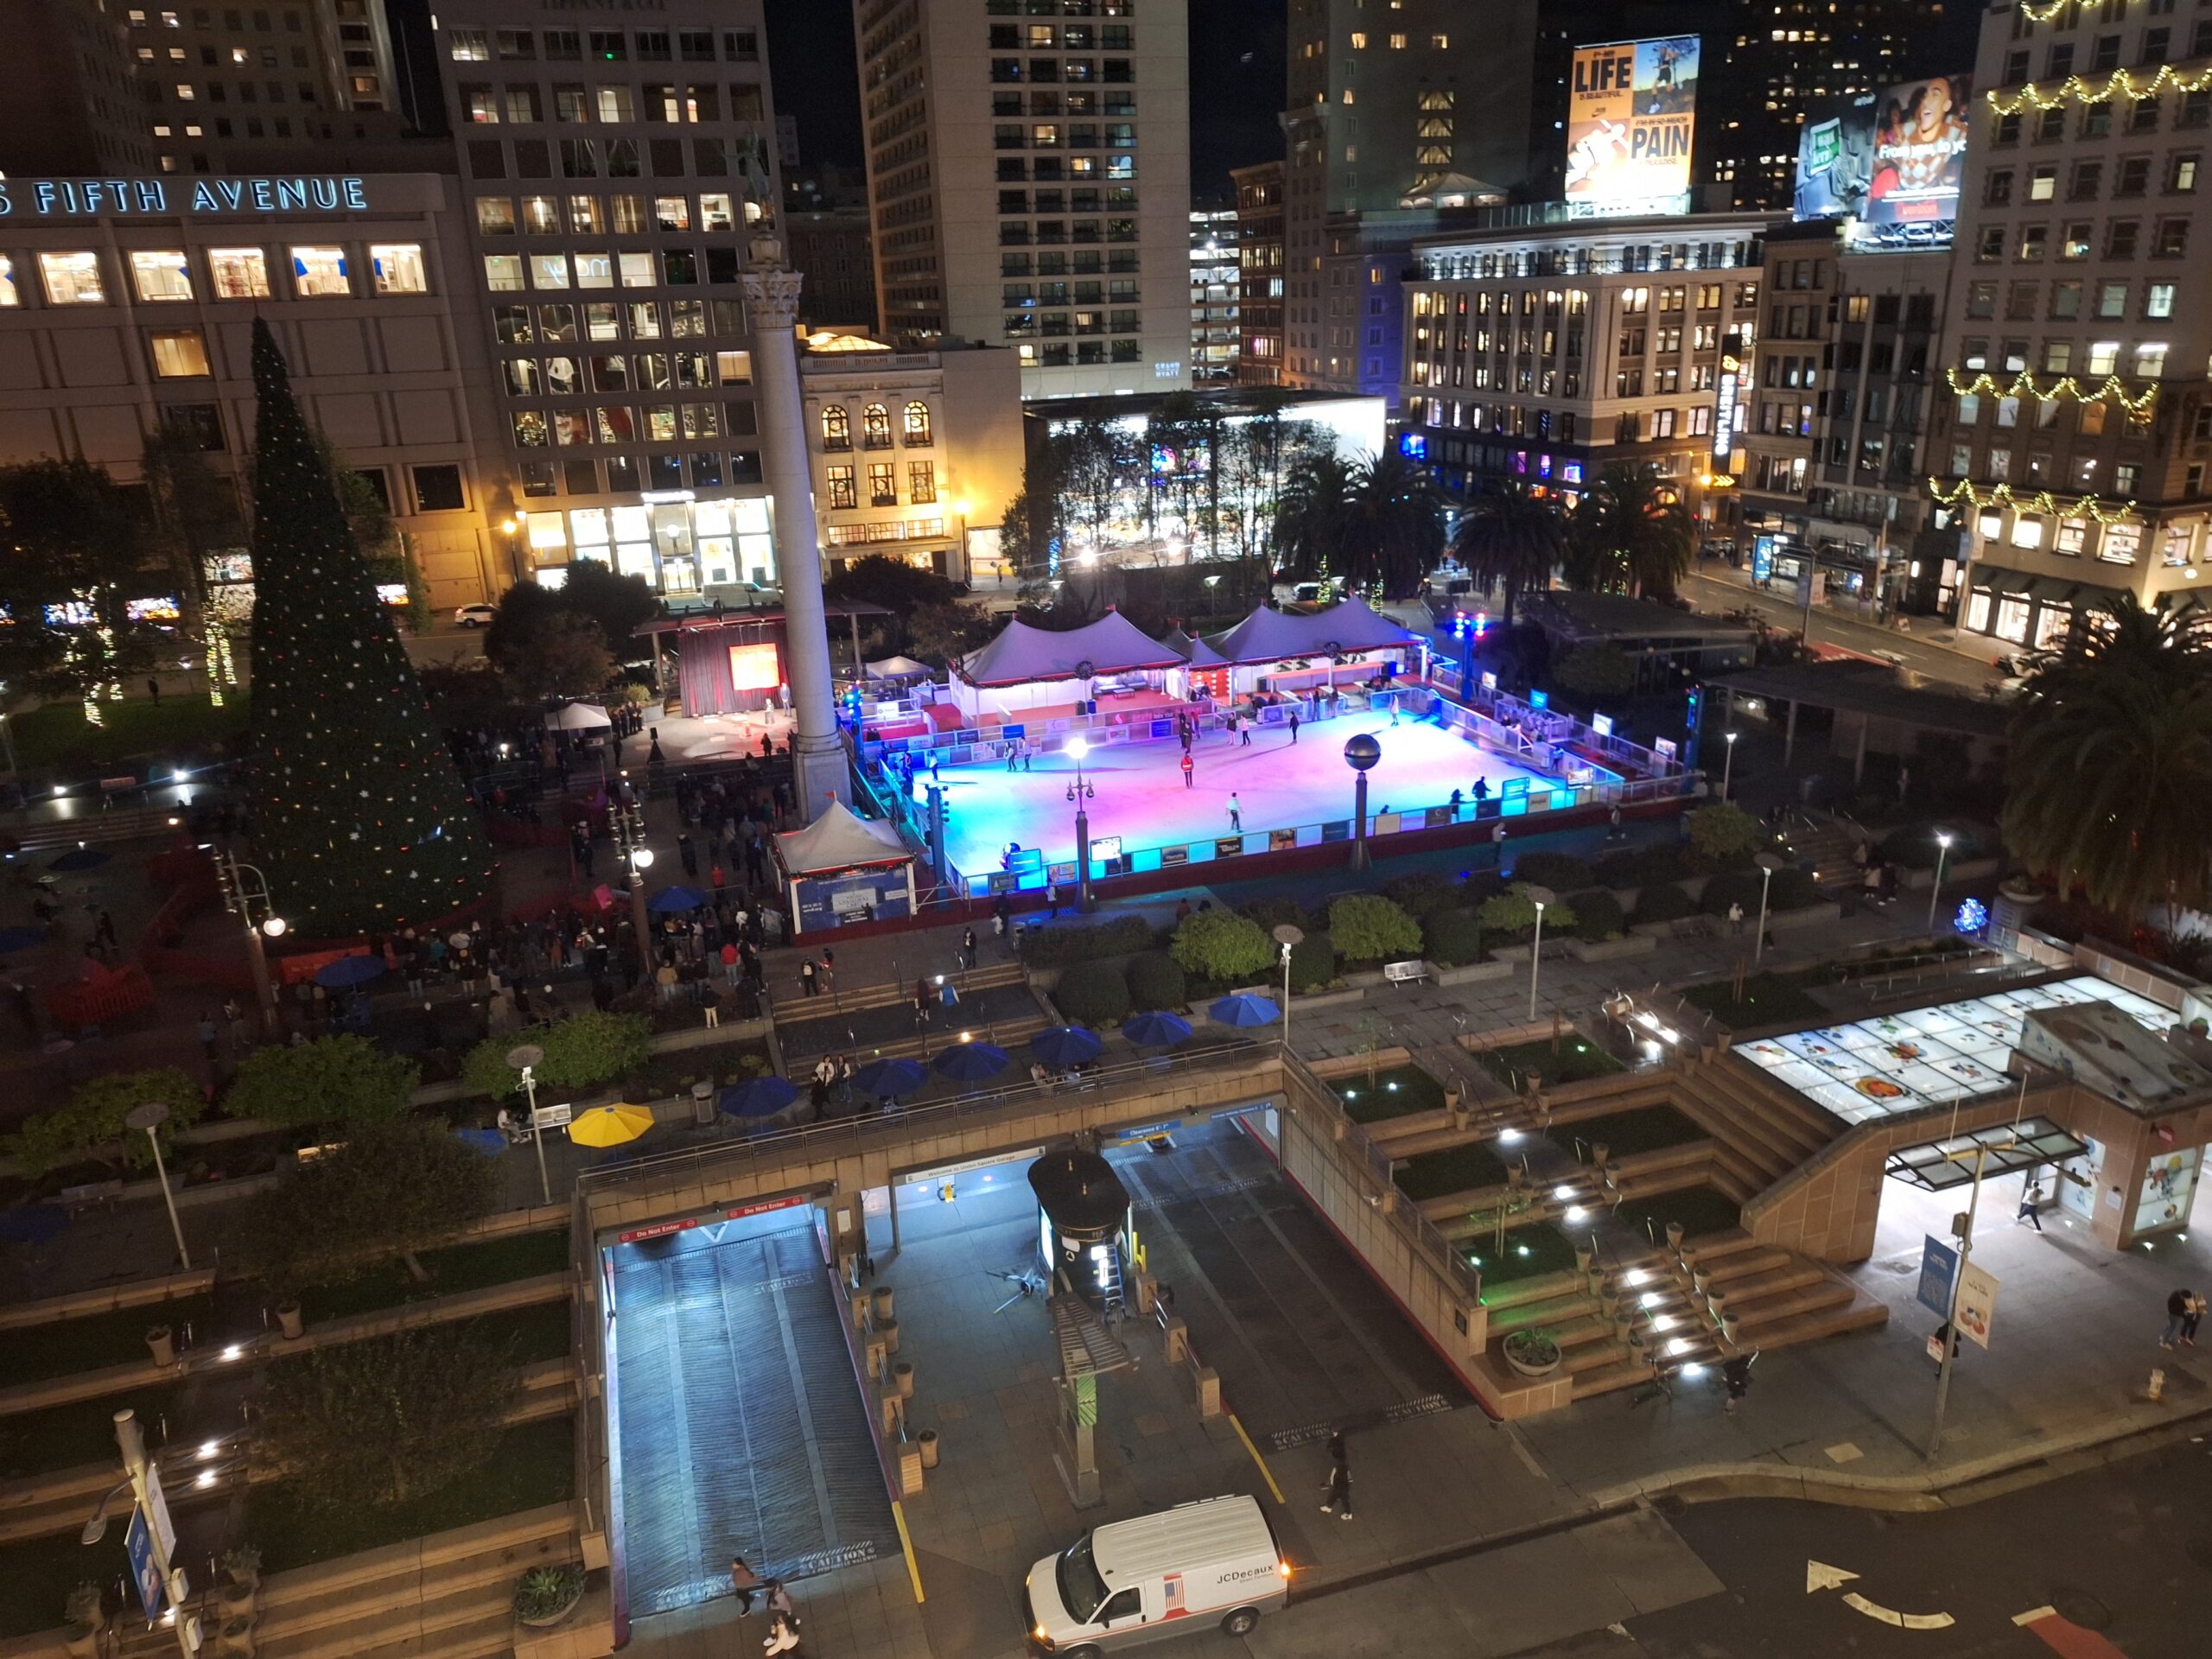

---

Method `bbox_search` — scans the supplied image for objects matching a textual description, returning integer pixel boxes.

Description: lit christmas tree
[245,320,493,936]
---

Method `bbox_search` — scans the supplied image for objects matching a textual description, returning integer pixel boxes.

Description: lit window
[39,251,107,305]
[1349,31,1366,48]
[206,247,269,299]
[289,246,350,296]
[2086,339,2120,375]
[0,256,16,308]
[619,251,655,288]
[574,251,615,289]
[175,83,194,99]
[716,349,752,383]
[369,244,426,295]
[1389,33,1407,49]
[903,401,933,442]
[1432,33,1448,48]
[476,197,517,236]
[127,249,193,302]
[482,253,524,292]
[2134,340,2169,378]
[449,28,489,61]
[531,252,572,289]
[149,330,211,378]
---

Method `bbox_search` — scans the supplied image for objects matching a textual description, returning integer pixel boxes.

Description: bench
[1382,958,1430,988]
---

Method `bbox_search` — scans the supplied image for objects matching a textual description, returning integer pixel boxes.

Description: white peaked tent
[775,799,912,874]
[544,701,613,730]
[949,609,1185,718]
[773,799,916,930]
[1205,595,1422,664]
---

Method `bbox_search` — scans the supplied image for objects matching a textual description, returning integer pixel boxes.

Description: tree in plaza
[3,1067,204,1178]
[1169,907,1274,982]
[557,559,660,661]
[908,601,997,666]
[1449,489,1567,626]
[484,583,614,702]
[1339,448,1446,598]
[2002,595,2212,926]
[461,1007,653,1101]
[241,1116,498,1294]
[1567,463,1694,599]
[258,1324,518,1510]
[243,320,494,937]
[0,461,175,715]
[1272,450,1354,582]
[226,1035,419,1132]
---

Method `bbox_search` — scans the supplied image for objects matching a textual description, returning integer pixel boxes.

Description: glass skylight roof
[1733,975,2176,1126]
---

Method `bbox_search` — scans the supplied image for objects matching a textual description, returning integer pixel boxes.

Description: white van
[1024,1494,1288,1656]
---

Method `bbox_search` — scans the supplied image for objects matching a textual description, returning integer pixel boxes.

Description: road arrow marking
[1807,1561,1859,1593]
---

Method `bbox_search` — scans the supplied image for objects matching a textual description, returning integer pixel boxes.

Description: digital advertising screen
[728,641,782,692]
[1794,73,1971,251]
[1565,35,1700,219]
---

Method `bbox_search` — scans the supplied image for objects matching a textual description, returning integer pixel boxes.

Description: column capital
[741,232,805,328]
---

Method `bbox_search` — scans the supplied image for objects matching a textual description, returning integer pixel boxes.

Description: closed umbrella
[567,1102,657,1147]
[452,1127,507,1159]
[48,848,111,872]
[1030,1026,1103,1069]
[0,1203,68,1245]
[1121,1011,1192,1048]
[0,926,50,952]
[314,954,386,989]
[648,885,711,914]
[855,1057,927,1098]
[933,1041,1010,1083]
[1208,993,1280,1028]
[720,1075,798,1119]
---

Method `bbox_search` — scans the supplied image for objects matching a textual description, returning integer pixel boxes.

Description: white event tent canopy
[948,610,1186,720]
[1202,596,1426,696]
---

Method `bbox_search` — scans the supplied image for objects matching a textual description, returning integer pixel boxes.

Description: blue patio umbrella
[1121,1011,1192,1048]
[720,1075,798,1119]
[0,1203,68,1245]
[1208,993,1280,1029]
[648,884,712,913]
[855,1057,927,1098]
[314,954,387,989]
[0,926,49,952]
[452,1127,508,1159]
[48,847,111,872]
[933,1041,1011,1083]
[1030,1026,1103,1069]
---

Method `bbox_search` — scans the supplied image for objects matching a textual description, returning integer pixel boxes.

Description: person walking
[2166,1287,2199,1349]
[1319,1430,1353,1520]
[961,926,977,969]
[1288,709,1300,743]
[197,1011,220,1067]
[2016,1179,2044,1232]
[1228,793,1242,833]
[1046,880,1059,919]
[914,976,933,1027]
[2187,1292,2207,1346]
[1727,901,1745,936]
[1180,750,1195,788]
[798,957,819,998]
[1239,720,1253,747]
[766,1580,798,1628]
[729,1554,762,1614]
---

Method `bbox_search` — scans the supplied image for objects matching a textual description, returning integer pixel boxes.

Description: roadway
[1679,567,2005,692]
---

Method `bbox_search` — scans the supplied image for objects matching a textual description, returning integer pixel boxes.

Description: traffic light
[1682,683,1704,770]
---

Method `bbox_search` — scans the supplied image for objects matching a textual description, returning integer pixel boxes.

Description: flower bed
[1331,1065,1448,1124]
[1393,1141,1511,1204]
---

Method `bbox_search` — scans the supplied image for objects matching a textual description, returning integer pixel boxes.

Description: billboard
[1565,36,1700,219]
[1794,73,1972,251]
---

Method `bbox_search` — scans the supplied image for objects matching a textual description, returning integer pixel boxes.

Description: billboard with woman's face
[1794,73,1971,251]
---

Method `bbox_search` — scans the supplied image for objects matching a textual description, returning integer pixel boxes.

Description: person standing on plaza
[1228,793,1242,833]
[1319,1430,1353,1519]
[1287,709,1300,743]
[1181,750,1195,788]
[798,957,819,998]
[962,925,977,969]
[2164,1287,2197,1349]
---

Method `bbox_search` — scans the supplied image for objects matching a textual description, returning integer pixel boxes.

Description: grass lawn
[0,1294,214,1388]
[1609,1185,1742,1249]
[1332,1064,1447,1124]
[1394,1140,1510,1203]
[1467,1222,1579,1290]
[247,1414,575,1576]
[295,1228,569,1325]
[10,691,250,770]
[0,1386,178,1482]
[464,1300,574,1365]
[1471,1036,1624,1090]
[1547,1104,1705,1160]
[1680,972,1828,1029]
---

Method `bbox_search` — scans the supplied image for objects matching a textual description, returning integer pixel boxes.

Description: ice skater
[1228,792,1242,833]
[1287,709,1300,743]
[1181,751,1195,787]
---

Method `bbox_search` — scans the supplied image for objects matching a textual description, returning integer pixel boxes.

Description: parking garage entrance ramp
[608,1204,896,1618]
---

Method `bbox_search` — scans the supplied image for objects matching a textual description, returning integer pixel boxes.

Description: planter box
[1565,933,1656,963]
[1437,958,1515,986]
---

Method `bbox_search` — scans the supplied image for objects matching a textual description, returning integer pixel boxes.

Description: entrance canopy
[1884,1116,2090,1192]
[1205,595,1421,665]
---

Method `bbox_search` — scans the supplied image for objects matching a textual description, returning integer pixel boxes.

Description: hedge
[1125,951,1187,1011]
[1509,850,1592,891]
[1630,882,1697,925]
[1567,889,1625,942]
[1698,869,1768,918]
[1423,908,1485,967]
[1170,908,1275,981]
[1381,873,1459,920]
[1770,868,1822,910]
[1020,913,1154,966]
[1287,929,1337,992]
[1594,842,1690,889]
[1056,959,1132,1026]
[1326,893,1422,964]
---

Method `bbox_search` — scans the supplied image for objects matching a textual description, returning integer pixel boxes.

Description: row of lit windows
[474,192,746,238]
[1974,215,2193,263]
[499,351,752,397]
[1956,338,2171,383]
[515,454,765,503]
[1015,340,1143,365]
[819,403,932,450]
[457,81,761,125]
[0,244,423,308]
[822,461,937,511]
[492,300,747,345]
[480,249,733,294]
[448,27,758,66]
[1985,151,2199,205]
[509,404,749,448]
[1002,310,1141,337]
[1963,276,2178,322]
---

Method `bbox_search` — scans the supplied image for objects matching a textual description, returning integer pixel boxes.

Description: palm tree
[1272,449,1353,582]
[1340,448,1446,599]
[1568,463,1694,599]
[1449,490,1567,625]
[2002,595,2212,925]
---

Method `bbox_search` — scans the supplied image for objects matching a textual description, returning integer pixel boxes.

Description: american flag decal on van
[1163,1574,1187,1619]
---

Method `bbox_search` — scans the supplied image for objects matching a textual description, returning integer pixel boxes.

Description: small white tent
[773,801,917,932]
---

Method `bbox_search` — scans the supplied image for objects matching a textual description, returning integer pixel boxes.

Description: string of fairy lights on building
[1925,478,2141,525]
[1986,63,2212,118]
[1943,368,2159,418]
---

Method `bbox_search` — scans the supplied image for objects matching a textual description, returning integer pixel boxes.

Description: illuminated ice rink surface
[905,714,1574,880]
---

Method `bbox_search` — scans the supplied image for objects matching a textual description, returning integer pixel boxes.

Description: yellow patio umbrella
[566,1102,656,1148]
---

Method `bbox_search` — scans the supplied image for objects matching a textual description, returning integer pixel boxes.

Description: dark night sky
[761,0,1288,205]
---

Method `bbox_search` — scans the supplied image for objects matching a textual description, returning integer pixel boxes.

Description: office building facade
[1189,207,1239,386]
[1232,161,1284,386]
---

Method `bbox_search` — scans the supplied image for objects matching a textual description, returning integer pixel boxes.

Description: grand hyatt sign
[0,177,372,218]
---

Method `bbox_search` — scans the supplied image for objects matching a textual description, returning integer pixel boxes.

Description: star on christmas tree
[245,319,493,936]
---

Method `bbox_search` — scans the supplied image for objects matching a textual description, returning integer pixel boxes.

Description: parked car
[454,603,497,629]
[1025,1495,1287,1655]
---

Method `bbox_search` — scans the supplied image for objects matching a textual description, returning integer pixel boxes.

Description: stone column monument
[741,232,850,822]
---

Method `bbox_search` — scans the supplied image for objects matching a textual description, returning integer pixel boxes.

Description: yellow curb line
[893,1498,926,1603]
[1230,1412,1285,1504]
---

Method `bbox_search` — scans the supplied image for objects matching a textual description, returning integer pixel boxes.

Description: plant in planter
[512,1564,588,1628]
[1502,1327,1564,1379]
[64,1582,105,1658]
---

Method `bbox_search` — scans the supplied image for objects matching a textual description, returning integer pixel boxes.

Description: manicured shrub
[1125,951,1188,1011]
[1423,908,1485,967]
[1055,959,1132,1026]
[1018,913,1153,965]
[1170,907,1274,981]
[1327,893,1423,963]
[1568,889,1625,943]
[1630,882,1696,925]
[1770,868,1822,910]
[1478,884,1578,938]
[1287,929,1337,992]
[1509,850,1592,891]
[1688,803,1760,867]
[1382,872,1459,920]
[1458,870,1509,909]
[1239,896,1313,933]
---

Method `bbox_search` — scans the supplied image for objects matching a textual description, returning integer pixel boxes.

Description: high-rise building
[1931,0,2212,652]
[1190,207,1240,385]
[432,1,787,595]
[1232,160,1284,386]
[0,0,408,179]
[852,0,1192,398]
[1281,0,1536,392]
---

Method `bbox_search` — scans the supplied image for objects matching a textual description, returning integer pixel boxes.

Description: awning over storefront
[1883,1116,2090,1192]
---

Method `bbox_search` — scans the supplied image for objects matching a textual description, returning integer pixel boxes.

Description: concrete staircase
[1779,813,1866,891]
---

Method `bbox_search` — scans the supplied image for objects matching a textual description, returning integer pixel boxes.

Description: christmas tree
[245,320,493,936]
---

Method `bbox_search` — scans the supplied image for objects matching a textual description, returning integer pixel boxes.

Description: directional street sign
[1916,1235,1959,1319]
[125,1509,166,1624]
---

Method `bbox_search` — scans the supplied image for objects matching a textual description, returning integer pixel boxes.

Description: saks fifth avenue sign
[0,177,372,218]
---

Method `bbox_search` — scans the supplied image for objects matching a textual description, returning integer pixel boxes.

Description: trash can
[918,1429,940,1470]
[893,1359,915,1398]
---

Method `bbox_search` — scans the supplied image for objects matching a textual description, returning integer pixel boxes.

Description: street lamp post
[1927,830,1954,932]
[81,1408,197,1659]
[1720,731,1738,801]
[1344,733,1382,870]
[611,776,655,963]
[1927,1141,1997,1462]
[499,517,524,583]
[1274,925,1303,1051]
[1065,736,1097,914]
[124,1103,189,1271]
[1524,884,1556,1021]
[207,847,285,1039]
[1753,850,1785,967]
[507,1045,550,1205]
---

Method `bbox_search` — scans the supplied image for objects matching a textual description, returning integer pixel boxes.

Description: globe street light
[124,1103,188,1271]
[507,1044,550,1205]
[1753,850,1786,967]
[1721,730,1738,801]
[1065,735,1097,913]
[1928,829,1955,931]
[1523,884,1556,1021]
[1344,732,1382,870]
[1274,925,1303,1050]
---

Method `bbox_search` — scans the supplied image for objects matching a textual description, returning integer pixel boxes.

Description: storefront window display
[2135,1146,2199,1234]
